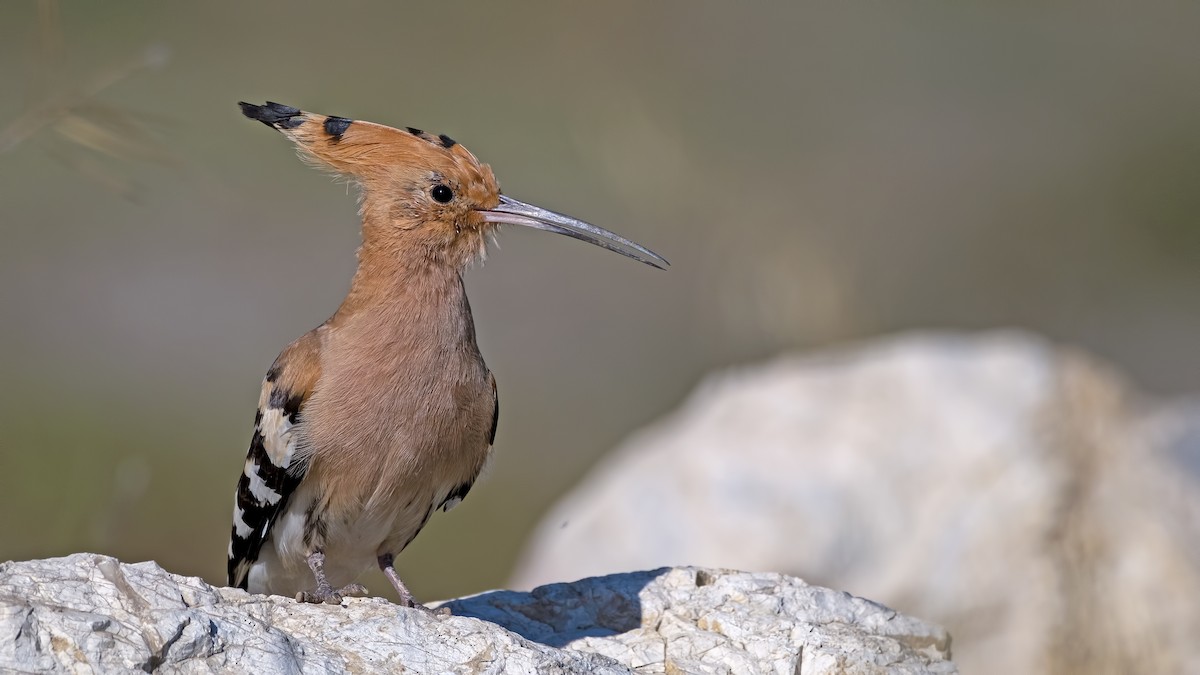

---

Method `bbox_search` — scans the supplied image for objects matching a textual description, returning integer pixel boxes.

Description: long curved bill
[479,195,669,269]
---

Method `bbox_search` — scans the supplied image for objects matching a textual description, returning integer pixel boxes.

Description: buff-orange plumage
[227,102,666,607]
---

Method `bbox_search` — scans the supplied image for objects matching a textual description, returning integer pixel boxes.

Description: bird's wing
[438,372,498,513]
[487,371,498,447]
[227,331,321,589]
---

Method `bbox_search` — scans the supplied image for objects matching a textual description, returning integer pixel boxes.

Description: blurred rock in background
[512,332,1200,675]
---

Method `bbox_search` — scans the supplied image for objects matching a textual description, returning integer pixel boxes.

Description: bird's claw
[296,582,368,605]
[395,593,450,615]
[412,602,451,616]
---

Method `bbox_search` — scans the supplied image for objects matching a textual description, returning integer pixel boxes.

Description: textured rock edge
[0,554,956,673]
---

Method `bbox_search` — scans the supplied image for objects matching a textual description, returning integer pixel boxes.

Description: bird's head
[240,102,667,271]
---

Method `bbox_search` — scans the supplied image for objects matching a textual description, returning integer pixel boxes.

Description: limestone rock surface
[513,331,1200,675]
[0,553,955,674]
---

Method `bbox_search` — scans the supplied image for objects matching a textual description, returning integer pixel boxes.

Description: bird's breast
[298,297,494,521]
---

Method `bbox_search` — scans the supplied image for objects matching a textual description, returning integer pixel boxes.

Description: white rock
[0,553,955,674]
[512,331,1200,675]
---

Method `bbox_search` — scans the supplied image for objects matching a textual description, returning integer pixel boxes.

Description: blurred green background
[1,1,1197,603]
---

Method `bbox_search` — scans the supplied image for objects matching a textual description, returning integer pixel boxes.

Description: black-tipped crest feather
[239,101,304,130]
[323,116,353,140]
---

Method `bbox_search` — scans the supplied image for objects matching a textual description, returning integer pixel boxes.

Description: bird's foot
[390,587,450,615]
[402,598,451,616]
[377,552,447,614]
[296,582,367,605]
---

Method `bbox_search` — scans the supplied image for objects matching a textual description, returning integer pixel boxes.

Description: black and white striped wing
[227,336,319,589]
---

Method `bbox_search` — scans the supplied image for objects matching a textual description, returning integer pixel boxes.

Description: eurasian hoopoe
[227,102,666,608]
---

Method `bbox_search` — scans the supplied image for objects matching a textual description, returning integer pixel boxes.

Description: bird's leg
[378,553,447,614]
[377,553,417,606]
[296,550,367,605]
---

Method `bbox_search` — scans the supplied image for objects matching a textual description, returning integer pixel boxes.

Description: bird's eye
[431,185,453,203]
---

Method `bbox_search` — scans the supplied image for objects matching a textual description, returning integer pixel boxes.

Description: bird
[226,101,667,608]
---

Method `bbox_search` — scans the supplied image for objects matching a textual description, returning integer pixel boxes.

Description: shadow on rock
[440,568,667,648]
